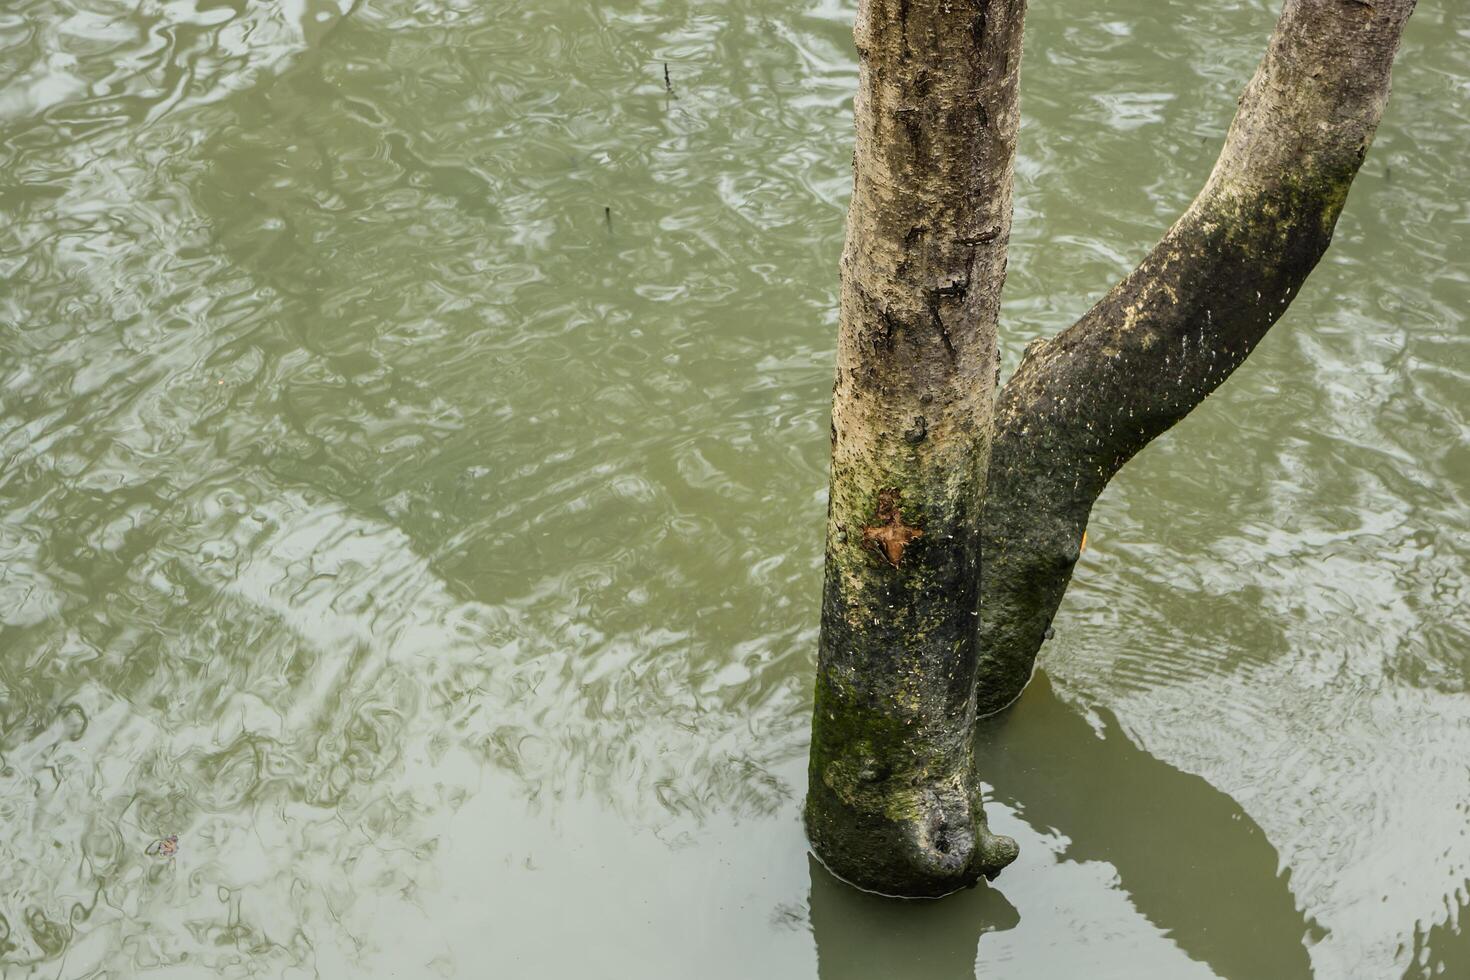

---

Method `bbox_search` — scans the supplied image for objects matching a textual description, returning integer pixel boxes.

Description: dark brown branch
[975,0,1417,714]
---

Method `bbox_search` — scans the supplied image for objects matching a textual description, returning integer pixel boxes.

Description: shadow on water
[976,671,1315,980]
[806,854,1019,980]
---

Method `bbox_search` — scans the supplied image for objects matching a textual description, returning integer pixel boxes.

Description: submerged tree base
[811,628,1017,905]
[805,775,1018,898]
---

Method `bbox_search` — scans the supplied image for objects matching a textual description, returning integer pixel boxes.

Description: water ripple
[1,0,1467,976]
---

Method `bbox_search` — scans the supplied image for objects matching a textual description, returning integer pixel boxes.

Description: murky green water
[1,0,1466,976]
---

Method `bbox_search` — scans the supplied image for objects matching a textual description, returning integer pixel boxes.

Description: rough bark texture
[975,0,1417,715]
[807,0,1027,896]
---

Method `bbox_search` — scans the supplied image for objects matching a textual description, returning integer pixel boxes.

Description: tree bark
[807,0,1027,896]
[975,0,1417,715]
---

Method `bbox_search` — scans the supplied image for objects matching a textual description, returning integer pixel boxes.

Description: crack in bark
[927,270,971,366]
[927,299,958,365]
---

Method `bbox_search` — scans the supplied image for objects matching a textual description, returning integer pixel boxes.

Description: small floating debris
[145,835,179,858]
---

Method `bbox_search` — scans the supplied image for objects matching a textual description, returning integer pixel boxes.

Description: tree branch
[975,0,1417,714]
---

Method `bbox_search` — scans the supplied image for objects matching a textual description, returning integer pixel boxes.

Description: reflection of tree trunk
[975,0,1419,715]
[976,672,1316,980]
[806,853,1019,980]
[806,0,1028,896]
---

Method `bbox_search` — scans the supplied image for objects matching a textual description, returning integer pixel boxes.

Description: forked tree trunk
[806,0,1027,896]
[976,0,1417,715]
[809,0,1416,897]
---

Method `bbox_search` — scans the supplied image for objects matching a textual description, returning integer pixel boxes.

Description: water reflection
[807,855,1019,980]
[978,672,1314,980]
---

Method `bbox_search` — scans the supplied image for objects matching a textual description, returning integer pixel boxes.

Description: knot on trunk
[861,489,924,568]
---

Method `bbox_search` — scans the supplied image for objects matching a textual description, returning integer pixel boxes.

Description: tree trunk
[975,0,1417,715]
[806,0,1027,897]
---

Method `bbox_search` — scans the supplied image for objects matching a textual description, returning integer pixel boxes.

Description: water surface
[1,0,1466,977]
